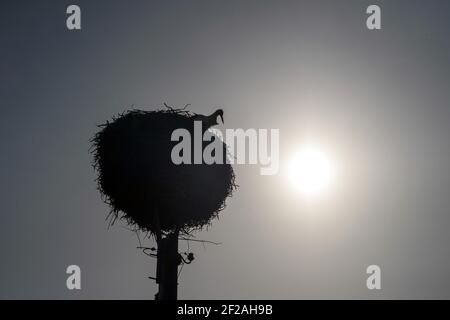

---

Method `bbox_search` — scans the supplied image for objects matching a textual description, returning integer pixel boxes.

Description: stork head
[212,109,224,125]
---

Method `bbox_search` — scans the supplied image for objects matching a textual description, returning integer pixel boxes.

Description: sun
[287,145,334,196]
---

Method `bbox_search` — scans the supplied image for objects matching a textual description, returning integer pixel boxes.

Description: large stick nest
[91,106,236,236]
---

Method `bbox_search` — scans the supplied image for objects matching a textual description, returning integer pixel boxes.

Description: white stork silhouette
[191,109,224,129]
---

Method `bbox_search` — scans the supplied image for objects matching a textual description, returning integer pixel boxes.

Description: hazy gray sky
[1,0,450,299]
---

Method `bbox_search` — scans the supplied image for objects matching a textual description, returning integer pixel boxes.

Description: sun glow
[287,145,334,197]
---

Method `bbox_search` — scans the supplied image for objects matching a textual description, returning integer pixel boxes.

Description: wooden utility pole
[155,231,179,300]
